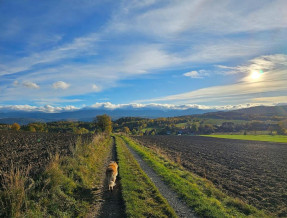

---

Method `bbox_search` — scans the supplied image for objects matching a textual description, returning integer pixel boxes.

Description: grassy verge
[122,136,270,218]
[115,136,177,218]
[0,134,112,217]
[202,134,287,143]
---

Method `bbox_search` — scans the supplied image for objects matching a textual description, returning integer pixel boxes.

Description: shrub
[11,123,21,131]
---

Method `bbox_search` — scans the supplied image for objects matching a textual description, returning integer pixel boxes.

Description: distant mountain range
[0,105,286,125]
[0,107,216,125]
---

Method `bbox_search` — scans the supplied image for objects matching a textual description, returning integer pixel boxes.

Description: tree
[11,123,20,131]
[28,125,36,132]
[221,122,235,132]
[131,128,137,135]
[277,122,287,135]
[76,128,89,134]
[203,124,215,134]
[95,114,112,134]
[191,122,199,133]
[150,130,156,135]
[122,126,130,134]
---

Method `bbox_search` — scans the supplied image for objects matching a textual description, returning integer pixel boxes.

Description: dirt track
[126,143,197,218]
[134,135,287,216]
[97,138,125,218]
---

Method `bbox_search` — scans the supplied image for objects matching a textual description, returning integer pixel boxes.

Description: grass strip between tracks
[202,134,287,143]
[115,136,177,218]
[0,134,112,217]
[122,136,270,218]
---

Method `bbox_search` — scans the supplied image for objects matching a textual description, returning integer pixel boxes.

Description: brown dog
[106,161,118,191]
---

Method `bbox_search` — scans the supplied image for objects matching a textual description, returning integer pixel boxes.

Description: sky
[1,0,287,112]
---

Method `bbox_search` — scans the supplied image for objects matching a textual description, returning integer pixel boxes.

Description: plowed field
[0,131,93,176]
[134,135,287,216]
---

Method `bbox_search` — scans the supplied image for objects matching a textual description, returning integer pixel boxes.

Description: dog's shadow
[74,186,97,203]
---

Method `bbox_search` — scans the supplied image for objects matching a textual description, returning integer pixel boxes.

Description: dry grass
[0,134,113,217]
[0,164,31,217]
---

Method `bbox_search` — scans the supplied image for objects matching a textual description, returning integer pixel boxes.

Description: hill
[198,105,287,121]
[1,105,286,125]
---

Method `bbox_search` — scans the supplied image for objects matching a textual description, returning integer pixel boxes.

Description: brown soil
[0,130,93,177]
[134,135,287,217]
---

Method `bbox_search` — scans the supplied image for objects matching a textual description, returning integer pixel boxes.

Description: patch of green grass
[175,123,186,128]
[141,127,157,133]
[115,136,176,218]
[202,134,287,143]
[122,136,270,218]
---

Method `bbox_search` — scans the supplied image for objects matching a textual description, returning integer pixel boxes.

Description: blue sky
[1,0,287,112]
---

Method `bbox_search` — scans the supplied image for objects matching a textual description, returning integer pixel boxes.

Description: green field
[203,134,287,143]
[175,119,250,128]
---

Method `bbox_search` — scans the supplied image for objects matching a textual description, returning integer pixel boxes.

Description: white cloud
[52,81,70,90]
[183,70,208,79]
[0,102,271,113]
[23,81,40,89]
[0,104,78,113]
[184,71,201,78]
[92,84,101,92]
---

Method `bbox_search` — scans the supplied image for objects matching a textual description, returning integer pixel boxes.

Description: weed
[0,164,31,217]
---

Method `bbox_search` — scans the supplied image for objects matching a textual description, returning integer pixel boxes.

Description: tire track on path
[97,137,126,218]
[126,143,197,218]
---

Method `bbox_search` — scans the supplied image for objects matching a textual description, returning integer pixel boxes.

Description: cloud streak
[139,54,287,105]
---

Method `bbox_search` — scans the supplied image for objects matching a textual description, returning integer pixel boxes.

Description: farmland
[0,130,93,176]
[134,135,287,216]
[203,134,287,143]
[0,131,113,217]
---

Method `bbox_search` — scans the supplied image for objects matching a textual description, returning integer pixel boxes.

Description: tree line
[1,114,286,135]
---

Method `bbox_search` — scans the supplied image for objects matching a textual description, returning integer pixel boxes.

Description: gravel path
[126,144,197,218]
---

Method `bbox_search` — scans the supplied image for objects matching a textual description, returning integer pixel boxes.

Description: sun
[250,71,262,80]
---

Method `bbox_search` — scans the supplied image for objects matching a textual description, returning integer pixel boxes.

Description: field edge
[115,135,177,218]
[123,135,270,218]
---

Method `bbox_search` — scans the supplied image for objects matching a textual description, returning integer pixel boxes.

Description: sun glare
[250,71,262,80]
